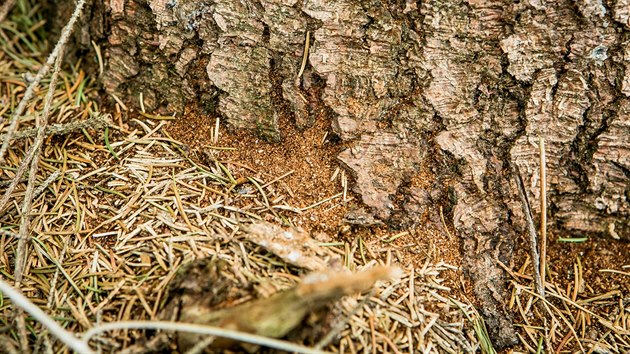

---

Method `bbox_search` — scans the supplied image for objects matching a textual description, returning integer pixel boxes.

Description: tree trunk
[59,0,630,348]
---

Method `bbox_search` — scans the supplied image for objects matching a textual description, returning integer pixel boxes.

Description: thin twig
[0,170,60,222]
[15,36,66,285]
[32,170,60,202]
[0,0,87,163]
[13,18,75,352]
[512,163,545,298]
[13,1,89,346]
[539,137,547,291]
[0,113,111,142]
[0,278,93,354]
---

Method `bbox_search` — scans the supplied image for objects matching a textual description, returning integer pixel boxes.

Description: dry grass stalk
[12,20,76,354]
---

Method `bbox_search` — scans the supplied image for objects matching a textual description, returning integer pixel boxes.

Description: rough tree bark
[57,0,630,348]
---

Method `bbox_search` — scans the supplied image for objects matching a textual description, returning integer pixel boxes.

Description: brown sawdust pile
[165,106,467,293]
[166,107,349,235]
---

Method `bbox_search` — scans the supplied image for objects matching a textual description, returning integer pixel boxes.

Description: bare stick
[512,164,545,298]
[0,113,111,142]
[15,41,66,285]
[83,321,331,354]
[0,278,93,354]
[0,0,87,163]
[539,138,547,291]
[13,26,69,354]
[294,30,311,86]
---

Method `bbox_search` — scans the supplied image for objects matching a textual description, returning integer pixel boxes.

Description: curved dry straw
[0,276,332,354]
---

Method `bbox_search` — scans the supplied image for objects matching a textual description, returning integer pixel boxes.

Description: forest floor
[0,2,628,354]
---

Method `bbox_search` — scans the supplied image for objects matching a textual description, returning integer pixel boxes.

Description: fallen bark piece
[241,222,341,271]
[173,261,400,352]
